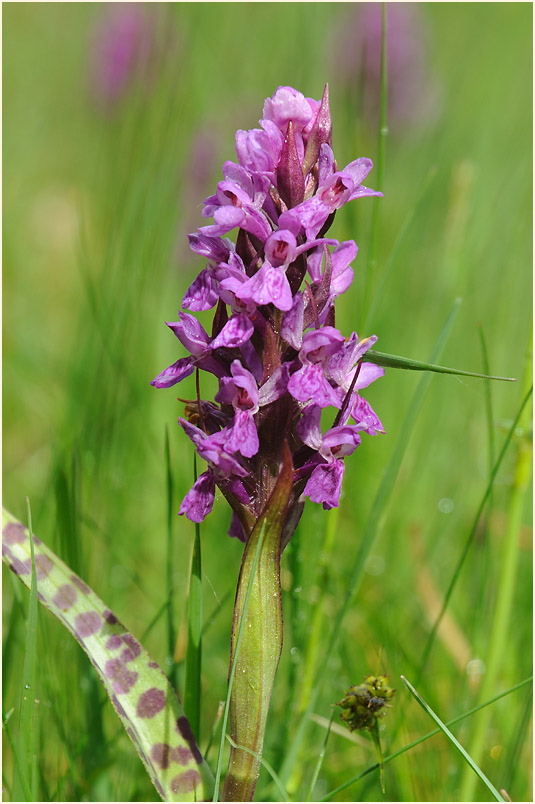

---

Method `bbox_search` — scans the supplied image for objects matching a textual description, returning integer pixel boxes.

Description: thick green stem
[223,445,293,802]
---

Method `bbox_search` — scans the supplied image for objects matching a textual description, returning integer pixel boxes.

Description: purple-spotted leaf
[2,508,214,802]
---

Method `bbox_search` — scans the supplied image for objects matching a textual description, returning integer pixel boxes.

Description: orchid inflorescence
[151,84,385,544]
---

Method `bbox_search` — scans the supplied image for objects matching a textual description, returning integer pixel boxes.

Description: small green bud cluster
[336,674,395,731]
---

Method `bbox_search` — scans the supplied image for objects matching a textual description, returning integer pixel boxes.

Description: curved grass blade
[2,507,214,802]
[320,675,532,801]
[400,675,505,802]
[367,349,517,382]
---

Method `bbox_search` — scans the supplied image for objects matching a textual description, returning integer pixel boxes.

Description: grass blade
[164,427,179,693]
[12,499,39,801]
[306,709,335,802]
[3,707,31,801]
[415,384,533,681]
[2,507,214,802]
[477,323,496,474]
[459,332,533,801]
[400,675,505,802]
[184,453,203,743]
[320,676,532,800]
[367,349,517,382]
[362,1,388,318]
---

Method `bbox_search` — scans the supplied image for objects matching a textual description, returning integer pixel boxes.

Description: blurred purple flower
[90,3,155,110]
[331,3,440,131]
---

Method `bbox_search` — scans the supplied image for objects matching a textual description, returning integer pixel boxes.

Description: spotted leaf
[2,508,214,802]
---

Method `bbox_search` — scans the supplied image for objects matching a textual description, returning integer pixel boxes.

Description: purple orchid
[152,84,385,535]
[216,361,260,458]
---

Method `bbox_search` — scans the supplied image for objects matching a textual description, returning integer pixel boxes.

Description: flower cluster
[336,674,395,732]
[152,85,385,543]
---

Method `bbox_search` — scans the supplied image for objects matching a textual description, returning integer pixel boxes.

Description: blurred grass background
[3,3,532,801]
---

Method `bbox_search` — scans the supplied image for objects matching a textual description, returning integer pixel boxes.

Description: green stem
[459,334,532,801]
[223,445,293,802]
[369,720,385,794]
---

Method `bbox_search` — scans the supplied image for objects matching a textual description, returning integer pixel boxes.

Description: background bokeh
[3,3,532,802]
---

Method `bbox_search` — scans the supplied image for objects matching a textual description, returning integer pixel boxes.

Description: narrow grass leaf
[367,349,517,382]
[320,676,532,801]
[13,499,39,801]
[306,709,335,802]
[164,428,178,691]
[2,507,214,803]
[502,683,532,794]
[416,385,533,680]
[280,299,461,786]
[362,1,388,318]
[477,323,496,475]
[184,454,203,743]
[3,707,31,802]
[460,336,533,801]
[400,675,505,802]
[471,323,494,650]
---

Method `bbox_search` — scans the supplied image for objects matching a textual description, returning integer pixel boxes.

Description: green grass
[3,3,532,801]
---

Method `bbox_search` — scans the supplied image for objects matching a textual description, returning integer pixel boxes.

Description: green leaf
[2,508,214,803]
[220,442,294,802]
[401,675,505,802]
[367,349,517,381]
[16,500,39,802]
